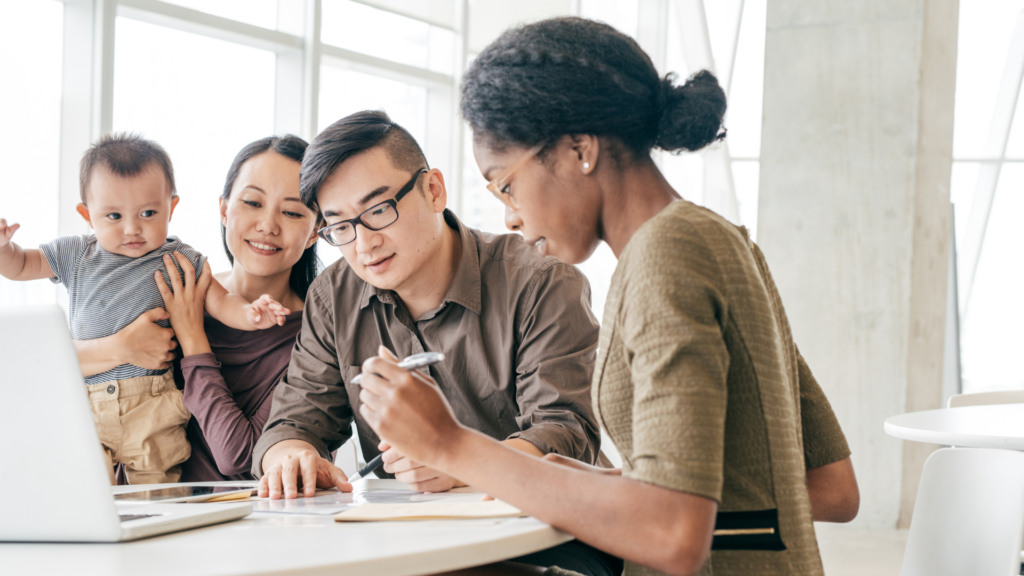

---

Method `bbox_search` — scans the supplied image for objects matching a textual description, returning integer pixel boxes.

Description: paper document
[253,491,355,515]
[354,487,481,505]
[351,478,413,491]
[334,500,525,522]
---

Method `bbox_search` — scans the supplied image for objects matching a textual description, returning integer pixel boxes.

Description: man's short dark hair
[79,133,176,203]
[300,110,429,206]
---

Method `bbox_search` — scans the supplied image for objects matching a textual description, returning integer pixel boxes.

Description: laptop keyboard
[119,513,162,522]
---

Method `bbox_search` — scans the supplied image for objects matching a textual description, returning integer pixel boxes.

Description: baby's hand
[246,294,291,329]
[0,219,21,249]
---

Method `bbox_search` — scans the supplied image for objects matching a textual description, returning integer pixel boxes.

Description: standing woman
[157,135,321,481]
[354,17,859,576]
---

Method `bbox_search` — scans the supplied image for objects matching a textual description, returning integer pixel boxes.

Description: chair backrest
[947,390,1024,408]
[334,421,361,477]
[902,448,1024,576]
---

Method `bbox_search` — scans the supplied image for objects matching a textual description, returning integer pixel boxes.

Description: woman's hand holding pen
[358,346,468,473]
[378,440,467,493]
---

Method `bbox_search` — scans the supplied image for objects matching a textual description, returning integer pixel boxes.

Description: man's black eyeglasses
[318,168,427,247]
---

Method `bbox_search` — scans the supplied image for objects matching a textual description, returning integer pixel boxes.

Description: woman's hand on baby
[155,252,213,356]
[246,294,290,329]
[0,219,20,249]
[114,308,177,370]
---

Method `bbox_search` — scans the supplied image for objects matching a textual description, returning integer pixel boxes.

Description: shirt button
[107,385,116,394]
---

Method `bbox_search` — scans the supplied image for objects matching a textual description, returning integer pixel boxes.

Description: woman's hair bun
[461,18,728,159]
[656,70,727,153]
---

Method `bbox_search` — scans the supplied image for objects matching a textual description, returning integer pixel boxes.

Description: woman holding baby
[76,135,321,482]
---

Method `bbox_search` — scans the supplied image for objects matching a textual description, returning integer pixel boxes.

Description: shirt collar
[358,209,482,316]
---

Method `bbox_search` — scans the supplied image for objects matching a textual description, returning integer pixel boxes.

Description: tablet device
[114,485,255,504]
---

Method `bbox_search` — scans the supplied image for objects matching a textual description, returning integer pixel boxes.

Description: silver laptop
[0,305,252,542]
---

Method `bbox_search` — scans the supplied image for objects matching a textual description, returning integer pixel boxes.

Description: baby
[0,133,288,484]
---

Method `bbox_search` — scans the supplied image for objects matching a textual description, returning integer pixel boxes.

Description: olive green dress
[593,200,851,576]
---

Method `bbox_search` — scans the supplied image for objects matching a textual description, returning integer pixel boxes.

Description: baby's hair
[79,132,176,204]
[461,17,727,161]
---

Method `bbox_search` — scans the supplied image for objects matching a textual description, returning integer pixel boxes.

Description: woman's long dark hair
[461,17,727,159]
[221,135,321,301]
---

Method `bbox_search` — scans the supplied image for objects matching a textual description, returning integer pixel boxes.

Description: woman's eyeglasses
[317,168,427,247]
[485,143,545,210]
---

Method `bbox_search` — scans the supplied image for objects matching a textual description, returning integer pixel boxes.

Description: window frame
[54,0,467,238]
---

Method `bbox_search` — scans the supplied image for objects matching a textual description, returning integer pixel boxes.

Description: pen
[348,453,384,484]
[347,351,446,483]
[350,351,445,385]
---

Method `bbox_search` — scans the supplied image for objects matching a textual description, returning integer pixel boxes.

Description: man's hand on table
[258,440,352,499]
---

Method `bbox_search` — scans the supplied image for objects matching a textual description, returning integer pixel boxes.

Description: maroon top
[177,310,303,481]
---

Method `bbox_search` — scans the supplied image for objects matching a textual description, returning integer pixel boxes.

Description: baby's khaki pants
[86,371,191,484]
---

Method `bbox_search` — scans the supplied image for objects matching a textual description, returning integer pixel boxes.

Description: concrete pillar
[757,0,958,529]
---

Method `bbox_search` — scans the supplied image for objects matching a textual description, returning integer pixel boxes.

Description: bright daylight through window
[1,0,768,330]
[952,0,1024,394]
[113,18,277,274]
[0,1,63,307]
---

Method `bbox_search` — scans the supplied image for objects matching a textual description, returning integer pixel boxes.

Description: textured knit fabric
[178,310,303,482]
[40,234,205,385]
[254,210,602,477]
[593,200,850,576]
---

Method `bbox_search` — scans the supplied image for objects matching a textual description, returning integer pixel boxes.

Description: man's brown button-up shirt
[253,210,602,476]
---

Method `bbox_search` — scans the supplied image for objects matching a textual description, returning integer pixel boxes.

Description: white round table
[884,403,1024,449]
[0,484,573,576]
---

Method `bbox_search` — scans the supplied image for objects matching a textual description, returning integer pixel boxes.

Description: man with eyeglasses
[253,111,607,508]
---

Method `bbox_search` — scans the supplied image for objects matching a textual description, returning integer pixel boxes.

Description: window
[951,1,1024,393]
[960,164,1024,391]
[0,1,63,307]
[158,0,278,30]
[0,0,770,325]
[113,17,277,273]
[322,0,455,75]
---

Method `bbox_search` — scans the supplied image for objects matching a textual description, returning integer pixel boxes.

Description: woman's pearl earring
[583,162,591,171]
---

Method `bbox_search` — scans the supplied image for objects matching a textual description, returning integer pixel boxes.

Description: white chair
[902,448,1024,576]
[947,390,1024,408]
[334,422,363,477]
[945,391,1024,566]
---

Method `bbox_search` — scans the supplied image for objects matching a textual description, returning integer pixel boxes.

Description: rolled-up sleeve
[506,263,602,464]
[251,282,354,478]
[797,350,851,469]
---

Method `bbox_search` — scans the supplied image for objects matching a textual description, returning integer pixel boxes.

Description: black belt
[711,509,786,551]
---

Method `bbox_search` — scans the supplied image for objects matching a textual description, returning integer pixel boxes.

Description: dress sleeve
[797,349,851,469]
[38,235,88,286]
[506,262,602,463]
[621,221,731,502]
[180,353,272,477]
[251,281,353,477]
